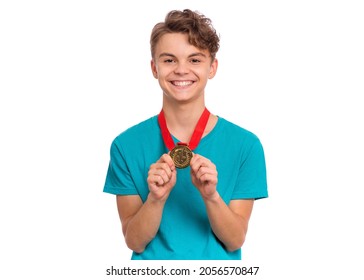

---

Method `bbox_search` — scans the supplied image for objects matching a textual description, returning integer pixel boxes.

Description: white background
[1,1,363,279]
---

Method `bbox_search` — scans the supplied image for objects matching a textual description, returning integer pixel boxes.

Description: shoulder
[109,116,160,155]
[218,117,261,144]
[113,116,158,143]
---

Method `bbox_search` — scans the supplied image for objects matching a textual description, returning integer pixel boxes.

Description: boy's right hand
[147,153,176,202]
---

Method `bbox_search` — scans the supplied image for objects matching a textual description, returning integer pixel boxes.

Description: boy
[103,9,268,260]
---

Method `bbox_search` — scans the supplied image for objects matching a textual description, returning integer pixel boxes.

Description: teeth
[173,81,192,86]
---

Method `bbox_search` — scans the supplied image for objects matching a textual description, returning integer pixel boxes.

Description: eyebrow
[158,52,207,59]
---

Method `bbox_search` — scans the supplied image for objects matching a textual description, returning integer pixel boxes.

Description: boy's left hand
[190,154,218,200]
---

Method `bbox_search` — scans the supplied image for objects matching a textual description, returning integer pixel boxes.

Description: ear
[151,59,158,79]
[208,58,218,79]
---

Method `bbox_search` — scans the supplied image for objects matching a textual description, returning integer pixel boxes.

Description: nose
[174,61,189,75]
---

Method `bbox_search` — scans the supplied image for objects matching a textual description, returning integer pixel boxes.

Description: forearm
[124,194,166,253]
[204,192,248,252]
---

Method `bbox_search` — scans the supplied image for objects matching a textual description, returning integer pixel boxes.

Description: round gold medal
[170,144,193,169]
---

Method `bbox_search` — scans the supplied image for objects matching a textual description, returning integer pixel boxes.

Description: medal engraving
[170,144,193,169]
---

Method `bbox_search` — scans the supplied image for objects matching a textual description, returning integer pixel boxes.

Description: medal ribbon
[158,108,210,150]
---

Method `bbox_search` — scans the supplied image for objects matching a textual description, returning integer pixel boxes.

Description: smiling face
[151,33,218,105]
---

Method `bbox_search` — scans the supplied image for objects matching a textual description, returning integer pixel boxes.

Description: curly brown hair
[150,9,220,61]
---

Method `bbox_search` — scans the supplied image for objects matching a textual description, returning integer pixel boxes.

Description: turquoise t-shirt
[103,116,268,260]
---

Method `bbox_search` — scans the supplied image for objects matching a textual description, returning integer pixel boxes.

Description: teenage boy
[103,9,268,260]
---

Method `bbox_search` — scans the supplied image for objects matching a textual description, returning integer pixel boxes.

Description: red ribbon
[158,108,210,150]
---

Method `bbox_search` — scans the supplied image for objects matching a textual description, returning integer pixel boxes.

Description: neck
[162,101,206,143]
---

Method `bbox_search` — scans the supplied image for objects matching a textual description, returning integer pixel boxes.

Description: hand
[147,154,176,202]
[190,154,218,200]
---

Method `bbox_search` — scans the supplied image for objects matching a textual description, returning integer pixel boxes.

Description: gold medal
[158,108,210,169]
[170,144,193,169]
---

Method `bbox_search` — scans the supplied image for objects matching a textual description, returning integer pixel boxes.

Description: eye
[190,59,201,64]
[164,59,175,63]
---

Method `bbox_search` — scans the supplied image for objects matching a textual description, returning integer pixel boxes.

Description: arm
[204,195,253,251]
[190,154,253,252]
[116,154,176,253]
[116,194,166,253]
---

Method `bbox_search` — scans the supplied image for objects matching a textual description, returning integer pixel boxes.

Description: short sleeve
[231,139,268,200]
[103,139,139,195]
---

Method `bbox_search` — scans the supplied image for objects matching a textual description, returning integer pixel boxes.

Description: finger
[197,172,218,185]
[195,166,217,179]
[157,153,175,170]
[148,165,172,183]
[189,153,201,166]
[150,162,172,177]
[190,155,211,173]
[170,168,177,184]
[147,174,165,187]
[154,168,171,184]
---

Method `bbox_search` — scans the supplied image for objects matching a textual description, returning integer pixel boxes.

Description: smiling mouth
[171,80,194,87]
